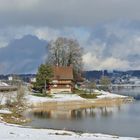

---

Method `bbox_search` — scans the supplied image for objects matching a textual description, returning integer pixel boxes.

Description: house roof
[53,66,73,80]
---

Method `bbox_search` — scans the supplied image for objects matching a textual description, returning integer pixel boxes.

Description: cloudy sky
[0,0,140,73]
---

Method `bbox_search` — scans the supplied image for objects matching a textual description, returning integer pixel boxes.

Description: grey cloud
[0,0,140,73]
[1,0,140,27]
[83,21,140,70]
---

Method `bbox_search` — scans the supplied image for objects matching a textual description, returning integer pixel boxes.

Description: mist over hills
[0,35,47,74]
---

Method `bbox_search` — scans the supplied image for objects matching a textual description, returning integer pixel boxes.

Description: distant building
[30,77,36,83]
[8,76,13,81]
[49,66,74,94]
[129,77,140,84]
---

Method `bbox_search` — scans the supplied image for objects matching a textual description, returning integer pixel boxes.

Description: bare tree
[0,92,5,107]
[16,85,25,106]
[99,76,111,91]
[46,37,83,80]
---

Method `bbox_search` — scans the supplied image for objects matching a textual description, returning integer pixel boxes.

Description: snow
[0,109,12,114]
[97,90,126,99]
[0,81,9,86]
[0,122,137,140]
[0,91,17,105]
[26,90,127,105]
[0,89,135,140]
[26,93,85,104]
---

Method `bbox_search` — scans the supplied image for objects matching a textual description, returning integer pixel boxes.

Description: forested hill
[84,70,140,80]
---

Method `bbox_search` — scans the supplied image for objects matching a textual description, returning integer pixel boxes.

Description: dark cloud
[0,0,140,27]
[0,1,140,71]
[0,35,47,74]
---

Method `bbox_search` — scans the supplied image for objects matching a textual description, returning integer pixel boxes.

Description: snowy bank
[26,89,131,106]
[0,89,135,140]
[0,122,137,140]
[26,93,85,105]
[0,109,12,114]
[25,90,133,110]
[0,81,9,86]
[97,90,127,99]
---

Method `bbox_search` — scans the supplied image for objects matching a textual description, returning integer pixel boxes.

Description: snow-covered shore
[0,122,137,140]
[0,89,136,140]
[27,92,85,104]
[26,90,129,105]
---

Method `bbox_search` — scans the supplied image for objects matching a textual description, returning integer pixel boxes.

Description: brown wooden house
[49,66,74,94]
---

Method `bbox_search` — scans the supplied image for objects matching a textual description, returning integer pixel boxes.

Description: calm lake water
[25,87,140,138]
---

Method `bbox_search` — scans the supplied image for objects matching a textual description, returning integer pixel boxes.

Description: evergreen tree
[34,64,53,93]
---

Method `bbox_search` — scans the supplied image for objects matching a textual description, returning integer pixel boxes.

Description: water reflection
[112,86,140,100]
[33,111,51,119]
[32,109,72,119]
[30,105,122,120]
[71,108,96,119]
[24,87,140,137]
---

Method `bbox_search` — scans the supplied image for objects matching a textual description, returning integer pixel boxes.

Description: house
[8,76,13,81]
[30,77,36,83]
[49,66,74,94]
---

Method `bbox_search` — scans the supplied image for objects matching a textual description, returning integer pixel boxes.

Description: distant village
[0,70,140,86]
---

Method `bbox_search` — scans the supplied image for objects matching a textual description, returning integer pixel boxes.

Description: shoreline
[0,92,137,140]
[0,120,138,140]
[30,96,134,111]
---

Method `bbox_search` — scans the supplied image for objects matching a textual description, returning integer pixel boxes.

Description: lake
[24,87,140,138]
